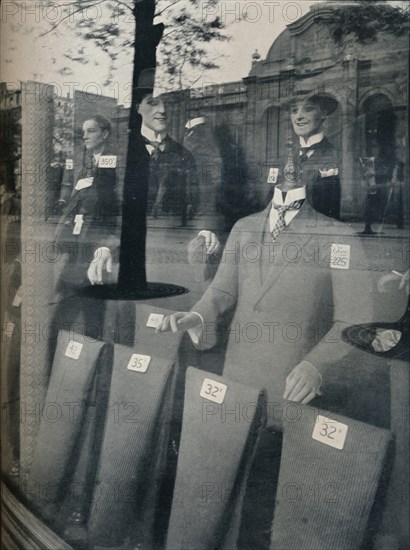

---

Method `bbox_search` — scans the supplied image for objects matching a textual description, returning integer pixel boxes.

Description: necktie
[299,147,312,164]
[271,200,303,241]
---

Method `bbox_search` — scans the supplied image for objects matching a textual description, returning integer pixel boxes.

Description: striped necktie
[271,200,303,241]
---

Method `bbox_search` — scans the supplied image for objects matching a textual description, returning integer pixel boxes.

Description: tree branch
[155,0,183,17]
[38,0,106,36]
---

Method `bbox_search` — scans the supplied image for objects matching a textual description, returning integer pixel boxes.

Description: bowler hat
[342,322,409,361]
[280,90,339,115]
[136,68,156,90]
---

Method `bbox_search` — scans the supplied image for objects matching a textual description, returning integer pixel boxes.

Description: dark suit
[183,122,224,232]
[54,151,119,291]
[148,135,199,226]
[266,137,341,220]
[48,152,119,369]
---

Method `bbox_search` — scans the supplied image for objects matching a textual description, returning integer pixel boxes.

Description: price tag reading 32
[127,353,151,373]
[312,415,348,450]
[146,313,164,329]
[200,378,227,404]
[65,341,83,360]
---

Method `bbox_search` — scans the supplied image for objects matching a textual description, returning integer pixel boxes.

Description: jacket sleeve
[184,150,200,215]
[191,220,242,349]
[303,228,374,383]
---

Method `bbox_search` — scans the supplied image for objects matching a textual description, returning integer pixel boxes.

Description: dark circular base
[79,282,188,301]
[342,323,409,361]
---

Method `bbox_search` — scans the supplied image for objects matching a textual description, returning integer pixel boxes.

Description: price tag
[267,167,279,184]
[75,177,93,191]
[200,377,227,404]
[312,415,348,450]
[98,155,117,168]
[5,322,15,337]
[330,244,350,270]
[12,286,23,307]
[65,341,83,360]
[127,353,151,373]
[73,214,84,235]
[65,158,74,170]
[146,313,164,329]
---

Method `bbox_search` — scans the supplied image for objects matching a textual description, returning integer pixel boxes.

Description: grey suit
[193,199,373,426]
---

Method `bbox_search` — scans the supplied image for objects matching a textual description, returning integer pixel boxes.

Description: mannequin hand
[87,248,112,285]
[283,361,322,404]
[156,311,202,333]
[198,230,221,255]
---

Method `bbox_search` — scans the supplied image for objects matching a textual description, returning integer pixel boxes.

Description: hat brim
[280,92,339,115]
[342,323,409,360]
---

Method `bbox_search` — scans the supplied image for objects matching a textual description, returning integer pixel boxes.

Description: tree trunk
[118,0,163,292]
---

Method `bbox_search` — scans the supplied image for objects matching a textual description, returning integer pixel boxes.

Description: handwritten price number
[330,244,350,270]
[312,415,348,450]
[65,341,83,360]
[99,156,117,168]
[127,353,151,373]
[200,378,227,404]
[146,313,164,328]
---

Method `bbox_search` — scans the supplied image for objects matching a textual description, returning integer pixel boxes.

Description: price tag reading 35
[312,415,348,450]
[200,378,227,404]
[127,353,151,373]
[65,341,83,360]
[146,313,164,329]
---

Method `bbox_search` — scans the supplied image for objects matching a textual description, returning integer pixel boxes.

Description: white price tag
[75,177,93,191]
[65,158,74,170]
[127,353,151,373]
[330,244,350,270]
[73,214,84,235]
[5,322,15,337]
[267,167,279,184]
[146,313,164,329]
[312,415,348,450]
[98,155,117,168]
[200,378,227,404]
[12,286,23,307]
[65,341,83,360]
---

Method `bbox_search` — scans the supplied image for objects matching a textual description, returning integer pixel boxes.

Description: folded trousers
[166,366,266,550]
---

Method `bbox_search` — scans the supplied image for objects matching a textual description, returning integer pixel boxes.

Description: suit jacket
[148,135,199,218]
[183,122,224,230]
[266,137,341,220]
[54,151,120,288]
[193,201,373,418]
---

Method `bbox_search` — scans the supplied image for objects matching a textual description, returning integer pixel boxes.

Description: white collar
[299,132,324,148]
[141,123,166,143]
[272,185,306,206]
[185,117,206,129]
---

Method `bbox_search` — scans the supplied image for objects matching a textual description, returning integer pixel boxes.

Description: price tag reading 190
[127,353,151,373]
[200,378,227,404]
[312,415,348,450]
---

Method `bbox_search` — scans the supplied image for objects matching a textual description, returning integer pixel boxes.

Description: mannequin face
[137,94,167,133]
[290,99,326,139]
[82,119,108,153]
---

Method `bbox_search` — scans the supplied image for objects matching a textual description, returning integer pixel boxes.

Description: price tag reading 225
[200,378,227,404]
[312,415,348,450]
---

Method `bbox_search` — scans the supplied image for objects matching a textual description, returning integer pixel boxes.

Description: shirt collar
[141,123,166,143]
[299,132,324,148]
[185,116,206,129]
[273,185,306,206]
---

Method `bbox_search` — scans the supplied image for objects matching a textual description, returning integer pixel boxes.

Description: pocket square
[75,177,93,191]
[319,167,339,178]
